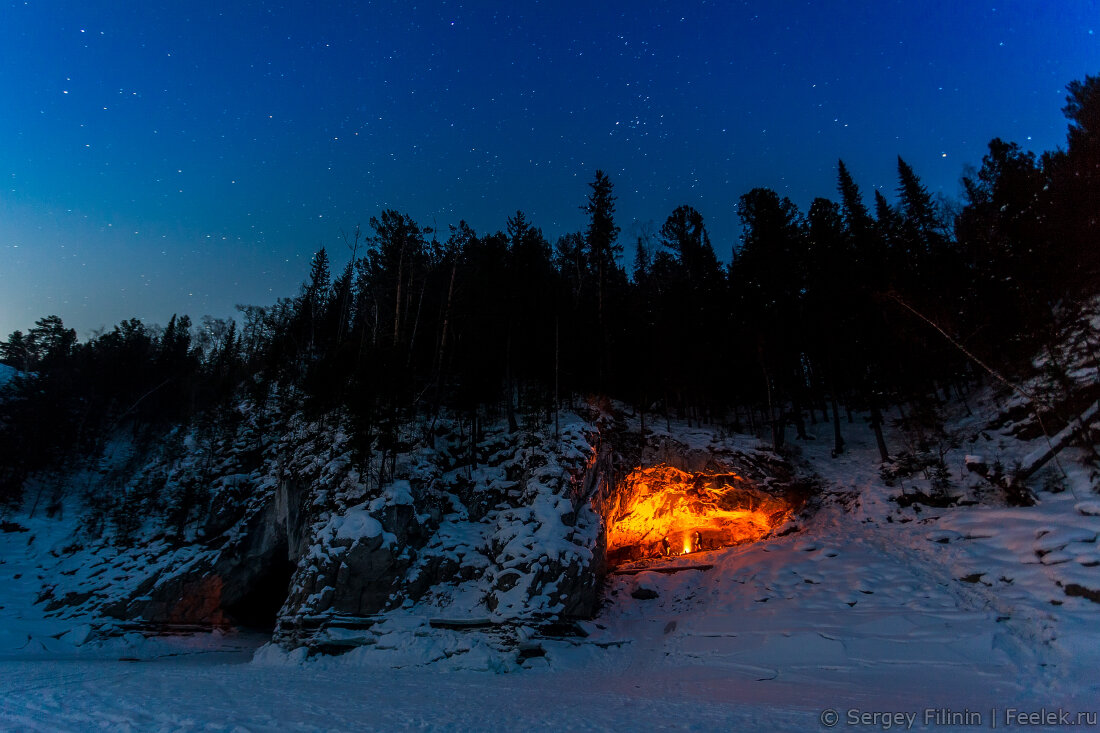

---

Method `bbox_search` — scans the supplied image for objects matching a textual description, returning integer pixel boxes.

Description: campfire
[604,464,791,565]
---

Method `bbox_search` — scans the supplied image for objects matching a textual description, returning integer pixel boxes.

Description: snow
[328,504,384,543]
[0,363,15,386]
[1077,501,1100,517]
[2,404,1099,730]
[0,657,819,731]
[375,479,414,507]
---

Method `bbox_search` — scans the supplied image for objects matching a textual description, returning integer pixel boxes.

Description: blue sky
[0,1,1096,337]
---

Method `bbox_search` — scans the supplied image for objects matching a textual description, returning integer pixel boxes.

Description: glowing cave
[603,464,791,565]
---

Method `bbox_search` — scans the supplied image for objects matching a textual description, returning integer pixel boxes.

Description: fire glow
[605,464,790,564]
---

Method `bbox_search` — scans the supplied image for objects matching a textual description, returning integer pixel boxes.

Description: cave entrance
[602,464,792,566]
[222,550,296,631]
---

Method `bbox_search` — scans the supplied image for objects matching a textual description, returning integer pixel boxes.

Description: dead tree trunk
[554,317,560,440]
[828,367,845,457]
[406,279,427,369]
[869,398,890,463]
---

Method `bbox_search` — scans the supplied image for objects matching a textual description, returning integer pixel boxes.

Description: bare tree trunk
[430,258,458,423]
[435,258,457,376]
[597,260,605,390]
[470,410,479,472]
[407,279,427,369]
[371,299,379,348]
[830,388,845,457]
[338,226,361,339]
[791,377,808,440]
[826,361,844,456]
[393,247,405,346]
[505,331,517,434]
[402,264,417,345]
[554,317,560,440]
[757,346,784,451]
[869,398,890,463]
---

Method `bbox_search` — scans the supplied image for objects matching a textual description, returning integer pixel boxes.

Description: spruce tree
[583,170,621,388]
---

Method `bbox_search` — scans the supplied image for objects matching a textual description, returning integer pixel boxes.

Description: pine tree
[733,188,805,449]
[805,198,851,455]
[659,205,722,289]
[300,247,331,356]
[583,170,622,387]
[506,210,531,247]
[0,331,30,371]
[956,138,1047,356]
[836,160,874,238]
[25,316,77,369]
[873,189,895,228]
[584,171,622,279]
[1049,75,1100,286]
[632,229,652,284]
[305,247,331,305]
[555,232,586,297]
[896,157,940,239]
[1064,74,1100,177]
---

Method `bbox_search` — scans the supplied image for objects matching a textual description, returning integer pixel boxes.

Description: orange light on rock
[604,464,790,565]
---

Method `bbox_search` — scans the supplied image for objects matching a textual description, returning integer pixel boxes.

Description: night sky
[1,1,1096,339]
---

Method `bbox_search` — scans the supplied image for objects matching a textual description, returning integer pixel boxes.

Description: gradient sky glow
[0,1,1097,338]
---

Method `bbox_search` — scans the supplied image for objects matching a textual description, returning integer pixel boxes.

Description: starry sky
[0,1,1097,339]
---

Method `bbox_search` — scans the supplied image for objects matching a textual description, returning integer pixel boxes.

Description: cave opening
[601,464,792,566]
[223,550,296,630]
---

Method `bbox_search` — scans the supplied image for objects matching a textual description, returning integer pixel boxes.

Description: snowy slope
[1,403,1099,730]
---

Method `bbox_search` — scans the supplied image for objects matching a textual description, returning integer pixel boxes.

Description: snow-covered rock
[274,413,605,652]
[1077,501,1100,517]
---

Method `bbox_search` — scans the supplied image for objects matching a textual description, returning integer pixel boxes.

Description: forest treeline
[1,74,1098,509]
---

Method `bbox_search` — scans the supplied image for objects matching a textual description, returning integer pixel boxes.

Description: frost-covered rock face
[118,490,295,626]
[38,401,607,662]
[640,434,797,485]
[274,413,605,651]
[36,406,304,629]
[282,493,419,620]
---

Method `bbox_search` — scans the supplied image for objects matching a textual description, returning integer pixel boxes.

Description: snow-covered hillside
[1,388,1098,730]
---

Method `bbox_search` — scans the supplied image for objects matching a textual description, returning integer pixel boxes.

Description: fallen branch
[1012,400,1100,485]
[885,291,1069,483]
